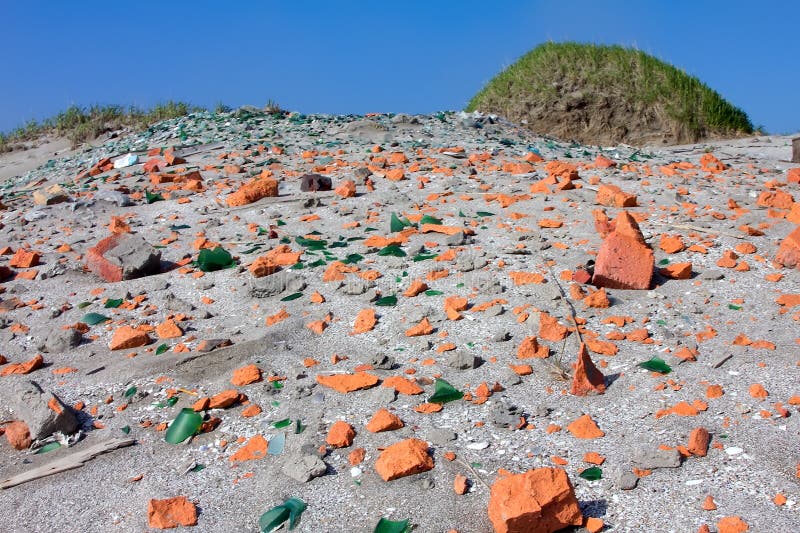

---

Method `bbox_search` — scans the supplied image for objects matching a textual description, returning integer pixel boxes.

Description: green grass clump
[467,42,753,144]
[0,101,203,152]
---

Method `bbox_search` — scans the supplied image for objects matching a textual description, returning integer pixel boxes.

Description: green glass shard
[259,498,307,532]
[165,408,203,444]
[375,295,398,307]
[196,246,234,272]
[156,344,168,355]
[81,312,110,325]
[638,357,672,374]
[374,518,410,533]
[428,378,463,404]
[295,236,327,250]
[280,292,303,301]
[579,466,603,481]
[391,212,413,233]
[35,442,61,454]
[424,290,444,296]
[272,418,291,429]
[475,211,495,217]
[145,190,164,204]
[268,432,285,455]
[378,245,406,257]
[419,215,442,225]
[104,298,123,308]
[343,253,364,265]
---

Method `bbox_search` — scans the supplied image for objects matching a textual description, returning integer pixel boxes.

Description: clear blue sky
[2,1,799,134]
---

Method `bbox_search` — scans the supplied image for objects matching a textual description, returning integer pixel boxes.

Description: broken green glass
[196,246,234,272]
[35,442,61,454]
[638,357,672,374]
[280,292,303,301]
[579,467,603,481]
[81,312,110,325]
[375,295,398,307]
[419,215,441,225]
[104,298,123,308]
[272,418,291,429]
[268,432,285,455]
[374,518,410,533]
[165,408,203,444]
[259,498,307,532]
[378,245,406,257]
[428,378,463,404]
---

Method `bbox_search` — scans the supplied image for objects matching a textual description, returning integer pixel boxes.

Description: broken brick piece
[4,420,32,450]
[592,211,654,290]
[566,414,604,439]
[366,408,404,432]
[776,225,800,269]
[316,372,380,393]
[147,496,198,529]
[8,249,40,268]
[517,336,550,359]
[109,326,151,351]
[326,420,356,448]
[570,343,606,396]
[226,178,278,207]
[596,184,636,207]
[688,427,711,457]
[374,438,434,481]
[229,434,268,462]
[231,364,262,386]
[488,467,583,533]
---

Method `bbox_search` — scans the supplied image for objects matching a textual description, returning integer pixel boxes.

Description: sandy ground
[0,112,797,533]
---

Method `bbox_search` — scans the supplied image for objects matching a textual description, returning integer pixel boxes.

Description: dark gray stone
[367,353,395,370]
[5,381,79,440]
[41,328,83,353]
[490,400,524,428]
[104,234,162,280]
[300,173,332,192]
[632,447,682,469]
[425,428,457,445]
[448,351,481,370]
[282,454,327,482]
[249,272,306,298]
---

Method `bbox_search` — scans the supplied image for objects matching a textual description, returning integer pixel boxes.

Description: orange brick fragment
[566,414,604,439]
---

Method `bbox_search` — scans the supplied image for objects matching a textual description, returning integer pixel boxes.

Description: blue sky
[2,1,799,134]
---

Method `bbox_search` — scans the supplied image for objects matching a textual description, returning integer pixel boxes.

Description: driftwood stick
[1,437,136,489]
[650,222,744,240]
